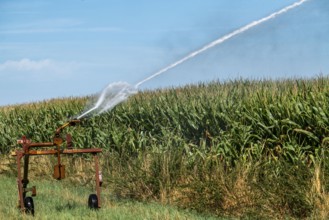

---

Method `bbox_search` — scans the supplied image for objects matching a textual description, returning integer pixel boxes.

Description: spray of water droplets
[77,82,137,119]
[77,0,309,119]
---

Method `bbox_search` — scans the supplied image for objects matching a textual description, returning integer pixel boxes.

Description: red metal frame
[12,120,103,212]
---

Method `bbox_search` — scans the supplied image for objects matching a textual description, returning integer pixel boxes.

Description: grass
[0,174,219,220]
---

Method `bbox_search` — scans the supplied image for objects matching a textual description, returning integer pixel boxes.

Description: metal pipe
[94,154,101,208]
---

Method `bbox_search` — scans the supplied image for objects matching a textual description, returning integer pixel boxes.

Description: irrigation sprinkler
[11,119,102,215]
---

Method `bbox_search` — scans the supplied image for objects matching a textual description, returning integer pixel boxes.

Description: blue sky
[0,0,328,106]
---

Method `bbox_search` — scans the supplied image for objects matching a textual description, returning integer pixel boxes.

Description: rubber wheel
[24,196,35,215]
[88,194,99,209]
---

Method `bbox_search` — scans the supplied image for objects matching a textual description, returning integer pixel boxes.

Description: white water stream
[77,0,309,119]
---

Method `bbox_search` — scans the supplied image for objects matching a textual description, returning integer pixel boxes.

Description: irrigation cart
[12,120,102,215]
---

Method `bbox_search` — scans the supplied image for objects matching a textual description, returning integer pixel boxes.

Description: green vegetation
[1,77,329,219]
[0,175,215,220]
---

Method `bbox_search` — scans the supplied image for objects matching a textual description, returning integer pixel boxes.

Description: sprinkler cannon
[55,119,80,136]
[12,119,102,215]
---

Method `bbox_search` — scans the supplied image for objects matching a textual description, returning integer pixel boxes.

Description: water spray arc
[77,0,309,119]
[134,0,309,88]
[77,82,137,119]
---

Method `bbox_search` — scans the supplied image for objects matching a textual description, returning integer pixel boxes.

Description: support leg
[94,154,101,208]
[16,151,24,211]
[22,154,30,199]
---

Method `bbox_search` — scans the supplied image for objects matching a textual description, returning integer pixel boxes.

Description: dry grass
[1,153,99,187]
[220,164,253,210]
[309,165,329,219]
[0,155,12,174]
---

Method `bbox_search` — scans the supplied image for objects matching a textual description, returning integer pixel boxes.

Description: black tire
[88,194,99,209]
[24,196,34,215]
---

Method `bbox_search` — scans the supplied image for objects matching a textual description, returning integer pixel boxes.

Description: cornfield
[1,77,329,219]
[1,77,329,161]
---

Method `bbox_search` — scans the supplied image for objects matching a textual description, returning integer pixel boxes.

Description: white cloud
[0,58,80,80]
[0,58,52,71]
